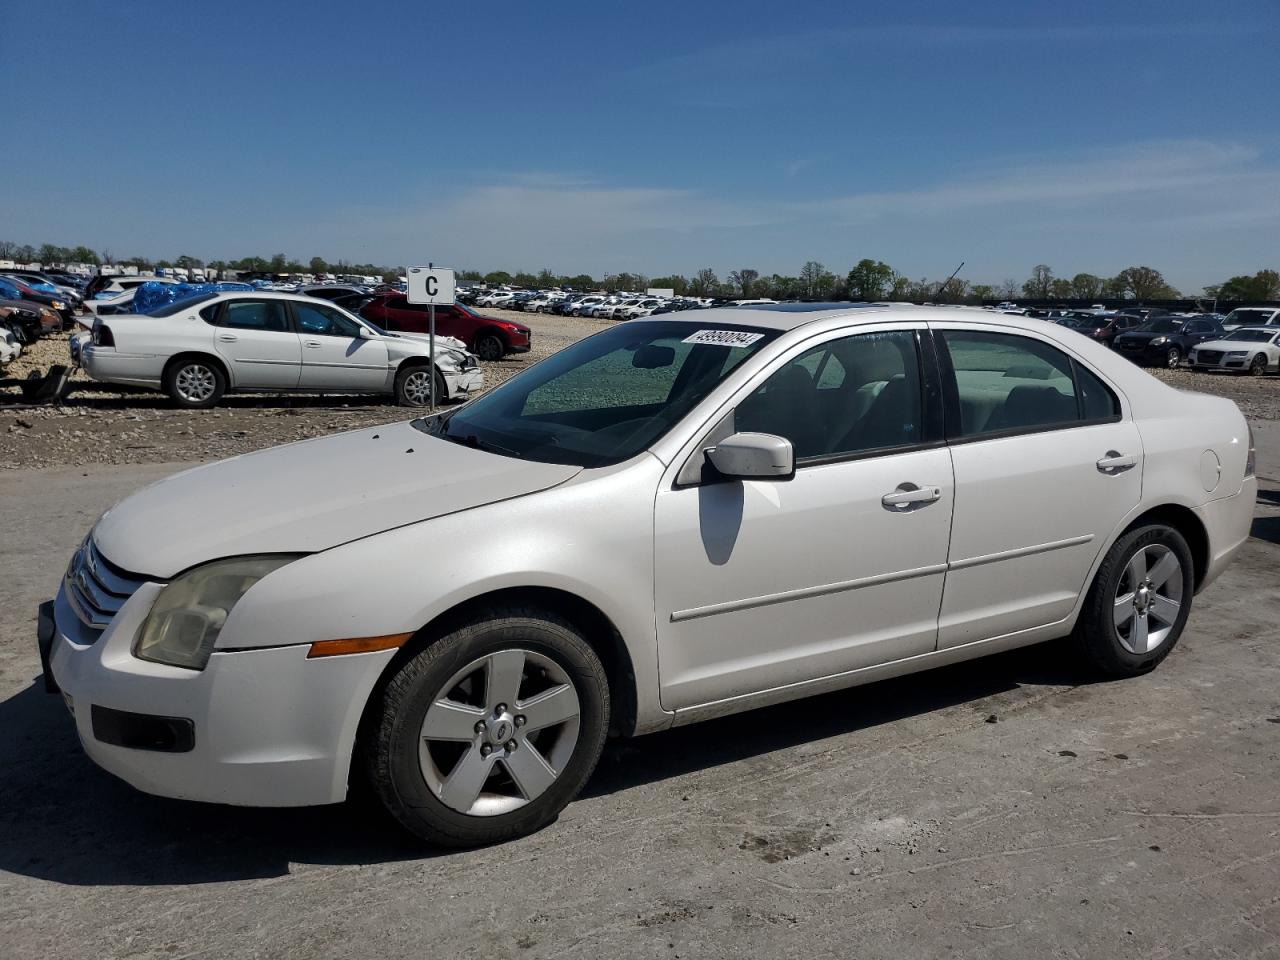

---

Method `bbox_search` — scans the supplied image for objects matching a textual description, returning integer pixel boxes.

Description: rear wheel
[1250,353,1268,376]
[474,333,505,362]
[164,357,225,409]
[1165,347,1182,369]
[364,608,610,847]
[1072,524,1194,677]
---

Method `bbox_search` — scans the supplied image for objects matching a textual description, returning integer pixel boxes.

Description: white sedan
[77,290,483,408]
[40,305,1255,846]
[1188,327,1280,376]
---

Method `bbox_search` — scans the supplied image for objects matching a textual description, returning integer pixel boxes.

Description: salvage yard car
[77,290,483,408]
[1188,327,1280,375]
[1113,315,1224,368]
[39,304,1255,847]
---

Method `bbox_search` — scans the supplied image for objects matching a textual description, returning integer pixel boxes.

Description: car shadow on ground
[0,642,1093,886]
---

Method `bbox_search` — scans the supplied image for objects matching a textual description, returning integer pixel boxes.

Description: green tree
[1216,269,1280,301]
[727,268,759,297]
[175,254,203,269]
[69,245,100,265]
[1049,278,1073,299]
[1069,273,1103,299]
[970,283,994,302]
[799,260,836,299]
[458,269,484,282]
[483,270,512,285]
[563,274,596,290]
[1116,265,1177,300]
[38,243,70,265]
[513,272,538,288]
[1100,275,1127,298]
[536,268,558,287]
[1021,264,1054,299]
[649,275,688,295]
[309,256,328,274]
[14,244,36,263]
[847,259,897,301]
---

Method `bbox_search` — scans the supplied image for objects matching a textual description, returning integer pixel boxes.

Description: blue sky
[5,0,1278,291]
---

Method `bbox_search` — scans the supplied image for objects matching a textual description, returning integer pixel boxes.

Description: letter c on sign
[426,275,438,296]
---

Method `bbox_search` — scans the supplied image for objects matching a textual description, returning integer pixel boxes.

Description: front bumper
[1188,352,1251,372]
[1115,341,1170,364]
[447,367,485,398]
[44,581,395,807]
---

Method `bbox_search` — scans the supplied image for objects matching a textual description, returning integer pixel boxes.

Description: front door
[292,300,390,392]
[654,325,955,711]
[932,325,1143,648]
[211,298,302,389]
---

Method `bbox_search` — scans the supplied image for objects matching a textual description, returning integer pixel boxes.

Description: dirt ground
[3,309,1279,469]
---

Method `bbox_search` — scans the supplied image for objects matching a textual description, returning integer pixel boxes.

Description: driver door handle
[1096,451,1138,474]
[217,333,238,342]
[303,339,322,348]
[882,484,942,509]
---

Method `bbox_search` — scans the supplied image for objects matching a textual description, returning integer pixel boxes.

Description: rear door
[209,298,302,389]
[292,300,390,392]
[932,325,1141,648]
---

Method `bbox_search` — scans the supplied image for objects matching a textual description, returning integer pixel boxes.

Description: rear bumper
[1193,477,1257,592]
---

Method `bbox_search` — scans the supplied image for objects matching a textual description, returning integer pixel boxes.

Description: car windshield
[1225,329,1275,343]
[418,320,778,467]
[1076,317,1110,329]
[1136,318,1182,333]
[1225,310,1274,325]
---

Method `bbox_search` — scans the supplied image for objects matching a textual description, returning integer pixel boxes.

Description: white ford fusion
[78,290,483,408]
[40,304,1255,846]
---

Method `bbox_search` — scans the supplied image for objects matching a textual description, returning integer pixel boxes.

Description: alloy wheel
[402,369,434,405]
[175,364,216,403]
[418,649,581,817]
[1166,348,1181,369]
[1251,354,1268,376]
[1114,543,1183,654]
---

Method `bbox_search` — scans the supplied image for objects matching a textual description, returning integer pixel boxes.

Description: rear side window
[939,330,1117,438]
[221,300,289,332]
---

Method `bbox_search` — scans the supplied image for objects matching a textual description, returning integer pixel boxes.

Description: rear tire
[164,357,225,409]
[364,608,610,847]
[1071,524,1194,678]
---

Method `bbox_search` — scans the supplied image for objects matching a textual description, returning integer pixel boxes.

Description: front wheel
[1165,347,1182,369]
[1250,353,1268,377]
[364,608,610,847]
[1072,524,1194,677]
[395,364,448,406]
[474,333,505,362]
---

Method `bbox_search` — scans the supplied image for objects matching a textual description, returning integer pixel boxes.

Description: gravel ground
[1,310,1277,469]
[0,309,610,469]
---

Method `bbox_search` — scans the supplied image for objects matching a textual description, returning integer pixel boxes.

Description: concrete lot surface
[1,429,1278,960]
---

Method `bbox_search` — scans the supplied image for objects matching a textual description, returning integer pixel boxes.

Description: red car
[360,294,532,361]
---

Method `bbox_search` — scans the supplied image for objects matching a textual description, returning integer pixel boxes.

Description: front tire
[1072,524,1194,677]
[474,333,505,362]
[365,608,610,847]
[164,357,225,408]
[395,364,447,406]
[1250,353,1268,377]
[1165,347,1182,369]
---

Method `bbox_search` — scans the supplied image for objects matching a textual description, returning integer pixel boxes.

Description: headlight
[52,300,67,310]
[1150,336,1167,345]
[1226,350,1248,358]
[135,555,302,669]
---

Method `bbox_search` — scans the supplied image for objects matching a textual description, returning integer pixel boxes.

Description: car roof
[640,302,1020,332]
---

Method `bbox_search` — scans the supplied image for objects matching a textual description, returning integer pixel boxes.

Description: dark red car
[360,295,532,361]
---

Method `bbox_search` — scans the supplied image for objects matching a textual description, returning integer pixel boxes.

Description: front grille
[1120,340,1143,350]
[65,538,145,633]
[1197,350,1223,364]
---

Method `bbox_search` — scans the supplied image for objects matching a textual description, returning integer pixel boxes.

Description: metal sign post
[405,264,457,415]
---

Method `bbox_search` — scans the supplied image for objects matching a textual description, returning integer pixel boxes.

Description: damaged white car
[77,290,483,408]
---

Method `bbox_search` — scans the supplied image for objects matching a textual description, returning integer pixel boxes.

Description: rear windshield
[147,292,220,317]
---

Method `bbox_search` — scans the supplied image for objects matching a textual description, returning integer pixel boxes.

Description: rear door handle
[1096,451,1138,474]
[882,484,942,509]
[217,333,238,342]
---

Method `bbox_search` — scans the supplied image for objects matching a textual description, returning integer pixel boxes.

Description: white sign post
[406,266,456,411]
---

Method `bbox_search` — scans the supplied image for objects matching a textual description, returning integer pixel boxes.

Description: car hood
[1116,331,1175,342]
[94,421,581,578]
[1194,338,1267,352]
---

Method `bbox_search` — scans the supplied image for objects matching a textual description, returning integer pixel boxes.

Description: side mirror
[706,432,794,481]
[358,325,376,339]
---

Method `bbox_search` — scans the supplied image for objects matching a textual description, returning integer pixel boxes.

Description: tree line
[3,239,1276,304]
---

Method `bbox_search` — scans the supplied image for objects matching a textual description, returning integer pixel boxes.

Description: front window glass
[425,321,777,467]
[294,301,362,337]
[735,330,922,460]
[1225,329,1275,343]
[1137,318,1182,333]
[221,300,289,331]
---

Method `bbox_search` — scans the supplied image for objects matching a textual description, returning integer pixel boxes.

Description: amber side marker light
[306,633,412,658]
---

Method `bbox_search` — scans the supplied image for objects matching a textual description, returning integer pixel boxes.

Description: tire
[1165,347,1181,369]
[364,607,610,847]
[474,333,505,362]
[395,364,447,406]
[1071,524,1194,678]
[1249,353,1268,377]
[164,356,225,409]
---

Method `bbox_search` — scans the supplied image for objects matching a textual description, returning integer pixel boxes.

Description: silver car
[42,304,1255,846]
